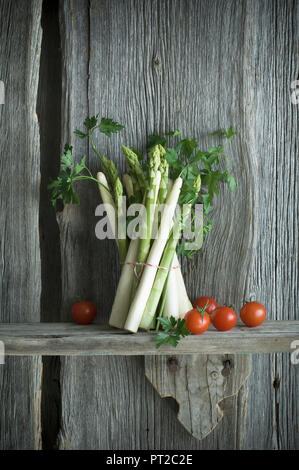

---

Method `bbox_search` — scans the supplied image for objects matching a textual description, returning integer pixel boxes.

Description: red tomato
[240,302,266,327]
[193,296,219,315]
[71,301,97,325]
[211,306,237,331]
[185,308,210,335]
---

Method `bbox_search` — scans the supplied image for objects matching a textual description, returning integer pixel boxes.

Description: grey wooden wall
[0,0,298,450]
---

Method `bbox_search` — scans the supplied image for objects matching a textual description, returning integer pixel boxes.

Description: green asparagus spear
[122,146,147,200]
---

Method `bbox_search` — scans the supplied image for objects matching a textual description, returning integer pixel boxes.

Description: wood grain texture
[145,355,251,440]
[55,0,299,449]
[244,0,299,450]
[0,0,43,449]
[1,321,299,356]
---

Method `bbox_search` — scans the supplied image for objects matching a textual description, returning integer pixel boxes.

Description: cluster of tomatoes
[185,296,266,335]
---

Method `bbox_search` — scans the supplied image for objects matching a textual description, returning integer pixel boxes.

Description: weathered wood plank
[145,355,251,440]
[244,0,299,450]
[0,0,43,449]
[57,0,115,450]
[0,321,298,356]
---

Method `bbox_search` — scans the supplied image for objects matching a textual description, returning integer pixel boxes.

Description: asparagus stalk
[158,177,182,321]
[123,173,134,198]
[113,177,127,262]
[124,177,183,333]
[173,252,193,317]
[101,155,119,191]
[137,145,161,265]
[158,147,169,205]
[122,146,147,201]
[163,256,179,320]
[96,172,118,246]
[109,238,140,328]
[139,232,178,329]
[98,159,127,261]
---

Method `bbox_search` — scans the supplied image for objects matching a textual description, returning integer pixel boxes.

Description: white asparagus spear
[173,252,193,317]
[162,179,192,320]
[109,238,140,329]
[124,177,183,332]
[163,256,179,320]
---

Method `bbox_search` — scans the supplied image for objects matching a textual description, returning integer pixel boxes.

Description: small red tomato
[211,306,237,331]
[71,301,97,325]
[185,308,210,335]
[193,296,219,315]
[240,302,266,327]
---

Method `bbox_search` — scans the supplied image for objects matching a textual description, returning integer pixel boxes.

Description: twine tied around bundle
[120,260,181,281]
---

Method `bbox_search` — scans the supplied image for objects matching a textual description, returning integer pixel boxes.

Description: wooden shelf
[0,321,298,356]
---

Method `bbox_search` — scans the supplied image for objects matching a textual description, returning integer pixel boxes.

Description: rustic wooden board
[244,0,299,450]
[145,355,251,440]
[1,321,299,356]
[54,0,299,449]
[0,0,43,449]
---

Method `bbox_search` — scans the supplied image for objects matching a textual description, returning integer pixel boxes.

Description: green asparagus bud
[101,155,118,190]
[158,156,169,204]
[122,146,147,195]
[193,174,201,193]
[114,177,127,262]
[158,144,166,158]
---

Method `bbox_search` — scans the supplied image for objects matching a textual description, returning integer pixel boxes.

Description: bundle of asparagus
[49,115,236,339]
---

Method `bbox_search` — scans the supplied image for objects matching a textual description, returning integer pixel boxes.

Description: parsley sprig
[48,144,101,206]
[74,116,124,139]
[48,115,124,207]
[147,127,237,258]
[155,316,190,348]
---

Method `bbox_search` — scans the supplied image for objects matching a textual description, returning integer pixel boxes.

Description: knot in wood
[153,56,161,66]
[221,359,232,377]
[167,356,178,372]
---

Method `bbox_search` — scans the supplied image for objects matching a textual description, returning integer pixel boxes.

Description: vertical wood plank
[0,0,43,449]
[245,0,299,450]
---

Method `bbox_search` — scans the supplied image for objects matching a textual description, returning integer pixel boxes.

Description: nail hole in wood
[221,359,232,377]
[210,371,219,380]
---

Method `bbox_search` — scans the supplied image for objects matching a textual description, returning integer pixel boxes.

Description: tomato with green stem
[193,296,219,315]
[185,307,210,335]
